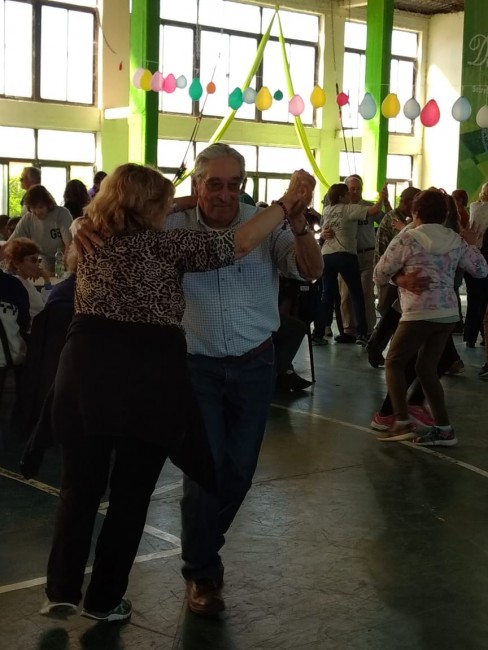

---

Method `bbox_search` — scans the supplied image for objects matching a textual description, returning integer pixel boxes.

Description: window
[0,0,96,104]
[159,1,319,126]
[342,22,418,135]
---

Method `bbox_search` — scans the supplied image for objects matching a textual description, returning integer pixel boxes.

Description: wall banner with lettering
[458,1,488,198]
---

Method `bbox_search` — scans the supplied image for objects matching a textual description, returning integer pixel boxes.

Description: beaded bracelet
[271,200,289,230]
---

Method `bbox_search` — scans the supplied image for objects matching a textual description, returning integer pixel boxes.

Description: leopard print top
[76,228,235,327]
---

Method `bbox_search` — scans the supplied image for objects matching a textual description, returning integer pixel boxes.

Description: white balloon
[476,105,488,128]
[242,87,256,104]
[176,75,187,89]
[358,93,377,120]
[403,97,421,120]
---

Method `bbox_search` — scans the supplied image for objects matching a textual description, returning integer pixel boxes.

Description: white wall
[422,12,464,192]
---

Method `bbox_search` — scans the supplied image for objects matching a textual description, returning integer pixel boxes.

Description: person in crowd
[314,182,387,347]
[6,218,20,239]
[273,314,312,391]
[0,215,10,241]
[335,174,391,342]
[19,167,42,215]
[3,238,52,321]
[465,181,488,347]
[70,144,323,617]
[452,188,469,230]
[88,171,107,199]
[8,185,72,274]
[63,179,90,219]
[45,157,318,622]
[239,177,256,206]
[374,190,488,446]
[0,268,30,369]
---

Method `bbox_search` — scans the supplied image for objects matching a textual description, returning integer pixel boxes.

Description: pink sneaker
[407,405,434,430]
[370,412,395,431]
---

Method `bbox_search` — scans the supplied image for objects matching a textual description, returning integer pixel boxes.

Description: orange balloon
[206,81,216,94]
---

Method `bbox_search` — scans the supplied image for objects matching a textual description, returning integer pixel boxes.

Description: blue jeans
[181,345,275,581]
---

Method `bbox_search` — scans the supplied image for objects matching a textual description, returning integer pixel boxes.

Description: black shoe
[277,372,313,391]
[479,363,488,379]
[366,342,385,368]
[334,333,356,344]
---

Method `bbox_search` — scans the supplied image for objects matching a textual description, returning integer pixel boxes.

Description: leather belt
[357,247,375,254]
[220,337,273,364]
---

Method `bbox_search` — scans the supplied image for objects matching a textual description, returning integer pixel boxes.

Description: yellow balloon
[310,85,326,109]
[381,93,401,118]
[255,86,273,111]
[139,69,152,91]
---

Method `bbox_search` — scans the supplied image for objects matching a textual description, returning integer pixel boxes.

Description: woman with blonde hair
[41,163,310,623]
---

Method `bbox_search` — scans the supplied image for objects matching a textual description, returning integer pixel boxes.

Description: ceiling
[394,0,464,14]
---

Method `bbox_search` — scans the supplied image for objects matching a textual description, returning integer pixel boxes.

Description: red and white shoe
[407,405,434,430]
[370,412,395,431]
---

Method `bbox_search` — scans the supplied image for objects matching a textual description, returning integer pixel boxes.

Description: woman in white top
[3,237,52,322]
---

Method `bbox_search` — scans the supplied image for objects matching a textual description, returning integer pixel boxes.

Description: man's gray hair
[23,166,41,185]
[344,173,363,187]
[193,143,246,182]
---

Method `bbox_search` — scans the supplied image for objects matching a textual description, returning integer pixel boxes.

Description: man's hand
[70,217,104,257]
[287,170,316,207]
[320,226,334,240]
[392,217,405,232]
[394,268,430,294]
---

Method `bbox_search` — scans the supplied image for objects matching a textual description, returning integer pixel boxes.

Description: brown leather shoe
[186,579,225,615]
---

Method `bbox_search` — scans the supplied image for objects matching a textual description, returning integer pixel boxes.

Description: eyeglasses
[203,179,243,193]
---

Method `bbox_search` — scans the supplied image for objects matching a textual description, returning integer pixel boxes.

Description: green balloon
[274,90,283,101]
[189,78,203,101]
[229,87,243,110]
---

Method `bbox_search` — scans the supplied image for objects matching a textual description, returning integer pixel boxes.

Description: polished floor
[1,330,488,650]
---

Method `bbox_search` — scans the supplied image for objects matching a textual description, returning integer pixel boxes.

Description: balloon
[139,69,152,91]
[176,75,187,89]
[403,97,421,120]
[381,93,401,118]
[289,94,305,116]
[150,71,163,92]
[188,78,203,101]
[163,73,176,93]
[242,87,256,104]
[310,85,326,109]
[451,96,472,122]
[358,92,377,120]
[476,105,488,128]
[420,99,440,127]
[206,81,216,94]
[336,92,349,107]
[273,89,283,101]
[228,87,243,110]
[132,67,145,89]
[256,86,273,111]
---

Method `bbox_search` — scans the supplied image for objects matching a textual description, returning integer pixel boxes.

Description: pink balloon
[132,67,145,89]
[163,73,176,93]
[289,94,305,116]
[336,92,349,107]
[420,99,440,127]
[150,71,164,92]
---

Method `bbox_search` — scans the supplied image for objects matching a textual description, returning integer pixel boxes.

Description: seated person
[3,238,52,321]
[8,185,72,275]
[0,268,30,368]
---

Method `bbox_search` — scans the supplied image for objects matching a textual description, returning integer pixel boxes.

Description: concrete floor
[1,332,488,650]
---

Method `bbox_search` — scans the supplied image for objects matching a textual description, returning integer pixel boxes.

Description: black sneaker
[311,334,328,346]
[479,363,488,380]
[334,333,356,344]
[81,598,132,622]
[355,334,369,347]
[276,372,313,391]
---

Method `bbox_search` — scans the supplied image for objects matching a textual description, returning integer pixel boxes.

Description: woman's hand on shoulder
[460,221,481,246]
[70,217,104,257]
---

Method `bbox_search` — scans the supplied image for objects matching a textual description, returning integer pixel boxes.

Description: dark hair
[452,189,468,207]
[93,171,107,186]
[412,190,448,225]
[400,186,421,204]
[327,183,349,206]
[63,179,90,218]
[0,215,9,228]
[24,185,56,211]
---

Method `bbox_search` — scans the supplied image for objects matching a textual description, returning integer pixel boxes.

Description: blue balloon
[403,97,421,120]
[451,96,472,122]
[358,92,377,120]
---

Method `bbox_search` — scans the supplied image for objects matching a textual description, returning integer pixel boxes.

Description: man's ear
[192,178,199,196]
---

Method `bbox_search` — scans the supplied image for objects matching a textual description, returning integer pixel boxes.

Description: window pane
[3,0,33,97]
[0,164,8,214]
[262,42,315,125]
[387,154,412,179]
[344,21,366,50]
[258,146,310,174]
[157,139,195,171]
[389,59,414,135]
[342,51,365,130]
[70,166,93,190]
[262,7,319,43]
[392,29,417,57]
[339,152,362,179]
[41,167,68,206]
[49,0,96,6]
[41,6,94,104]
[200,32,257,119]
[159,25,193,114]
[199,0,260,32]
[38,130,95,162]
[0,127,35,158]
[232,145,257,173]
[160,0,197,23]
[66,10,94,104]
[41,6,68,101]
[8,162,27,217]
[173,175,192,198]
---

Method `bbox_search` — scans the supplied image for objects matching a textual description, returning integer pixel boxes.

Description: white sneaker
[40,599,77,615]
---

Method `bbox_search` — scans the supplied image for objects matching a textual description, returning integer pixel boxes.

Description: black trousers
[273,315,306,374]
[46,436,167,612]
